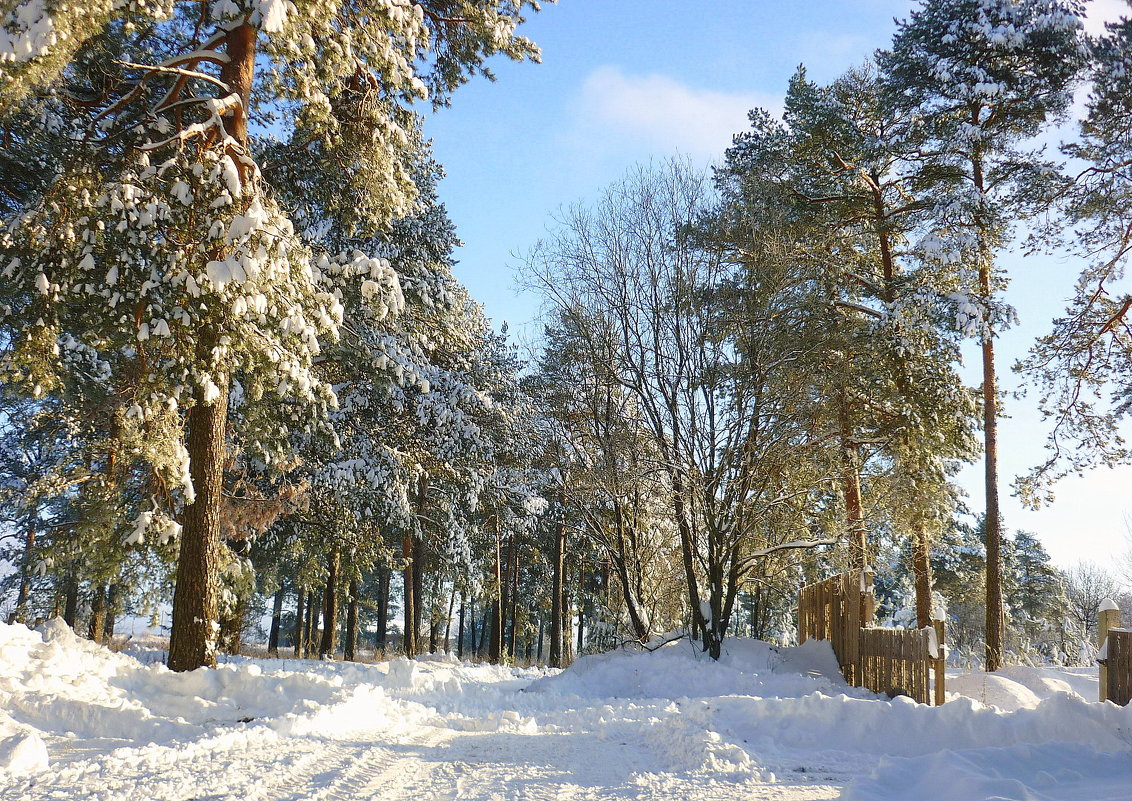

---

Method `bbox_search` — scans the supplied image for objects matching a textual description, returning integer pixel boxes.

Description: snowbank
[0,619,431,773]
[527,637,850,700]
[2,620,1131,801]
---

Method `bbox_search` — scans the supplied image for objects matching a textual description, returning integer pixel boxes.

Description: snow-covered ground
[2,621,1131,800]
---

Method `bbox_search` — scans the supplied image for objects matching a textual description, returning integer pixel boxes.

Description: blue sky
[425,0,1132,572]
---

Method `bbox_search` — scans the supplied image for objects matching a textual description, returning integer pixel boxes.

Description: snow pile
[528,637,849,700]
[0,619,428,772]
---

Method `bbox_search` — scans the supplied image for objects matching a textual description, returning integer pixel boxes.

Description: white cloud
[569,66,781,161]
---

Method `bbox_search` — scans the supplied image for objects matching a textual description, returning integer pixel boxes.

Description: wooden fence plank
[797,571,946,706]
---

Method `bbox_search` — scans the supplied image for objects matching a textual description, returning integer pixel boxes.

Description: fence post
[1099,599,1121,703]
[932,618,946,707]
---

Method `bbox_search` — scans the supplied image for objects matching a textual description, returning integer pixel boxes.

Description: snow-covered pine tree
[0,0,545,670]
[879,0,1087,671]
[746,63,978,626]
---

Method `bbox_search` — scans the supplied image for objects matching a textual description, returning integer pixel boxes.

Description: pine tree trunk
[489,519,503,663]
[839,396,868,570]
[88,584,107,644]
[344,578,359,662]
[268,586,284,656]
[8,523,36,624]
[912,519,934,629]
[168,305,230,669]
[293,585,306,658]
[305,587,320,658]
[62,572,79,628]
[457,594,466,659]
[320,550,340,658]
[550,495,566,667]
[412,537,425,651]
[505,534,518,658]
[972,147,1004,673]
[168,21,255,673]
[401,534,417,657]
[103,583,118,643]
[443,583,456,654]
[375,567,389,653]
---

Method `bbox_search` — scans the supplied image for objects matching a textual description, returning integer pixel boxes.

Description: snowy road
[3,621,1132,800]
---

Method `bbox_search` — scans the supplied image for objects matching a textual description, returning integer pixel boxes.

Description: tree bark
[305,587,320,658]
[320,550,340,658]
[167,21,255,673]
[62,571,79,629]
[550,498,567,667]
[103,583,119,643]
[506,533,519,659]
[489,519,503,663]
[268,585,284,656]
[972,145,1004,673]
[443,583,456,654]
[375,567,390,653]
[8,523,36,624]
[912,521,934,629]
[88,584,107,644]
[293,585,306,658]
[401,534,417,657]
[344,578,359,662]
[457,593,466,659]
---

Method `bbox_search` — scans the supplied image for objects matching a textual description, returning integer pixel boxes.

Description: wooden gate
[798,569,945,706]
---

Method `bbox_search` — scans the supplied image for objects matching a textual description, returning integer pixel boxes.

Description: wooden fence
[798,569,945,706]
[1098,604,1132,705]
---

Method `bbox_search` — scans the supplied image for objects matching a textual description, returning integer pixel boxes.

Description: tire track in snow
[287,724,450,801]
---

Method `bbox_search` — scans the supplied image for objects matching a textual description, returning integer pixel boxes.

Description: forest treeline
[1,1,1130,671]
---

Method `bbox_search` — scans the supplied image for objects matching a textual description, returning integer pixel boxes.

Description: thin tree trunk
[671,473,709,650]
[550,500,567,667]
[457,594,467,659]
[268,586,285,656]
[320,550,340,658]
[9,522,36,624]
[62,572,79,628]
[88,584,107,644]
[305,587,320,658]
[443,583,456,654]
[489,519,503,663]
[972,146,1004,673]
[401,535,417,657]
[344,578,359,662]
[840,401,867,571]
[507,535,519,658]
[292,588,305,656]
[375,567,390,653]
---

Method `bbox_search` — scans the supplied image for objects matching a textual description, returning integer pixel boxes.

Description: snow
[2,621,1131,800]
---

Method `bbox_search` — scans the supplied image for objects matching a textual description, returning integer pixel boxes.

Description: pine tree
[0,0,545,670]
[880,0,1086,670]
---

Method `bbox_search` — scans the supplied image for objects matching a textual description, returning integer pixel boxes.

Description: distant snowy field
[2,621,1131,800]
